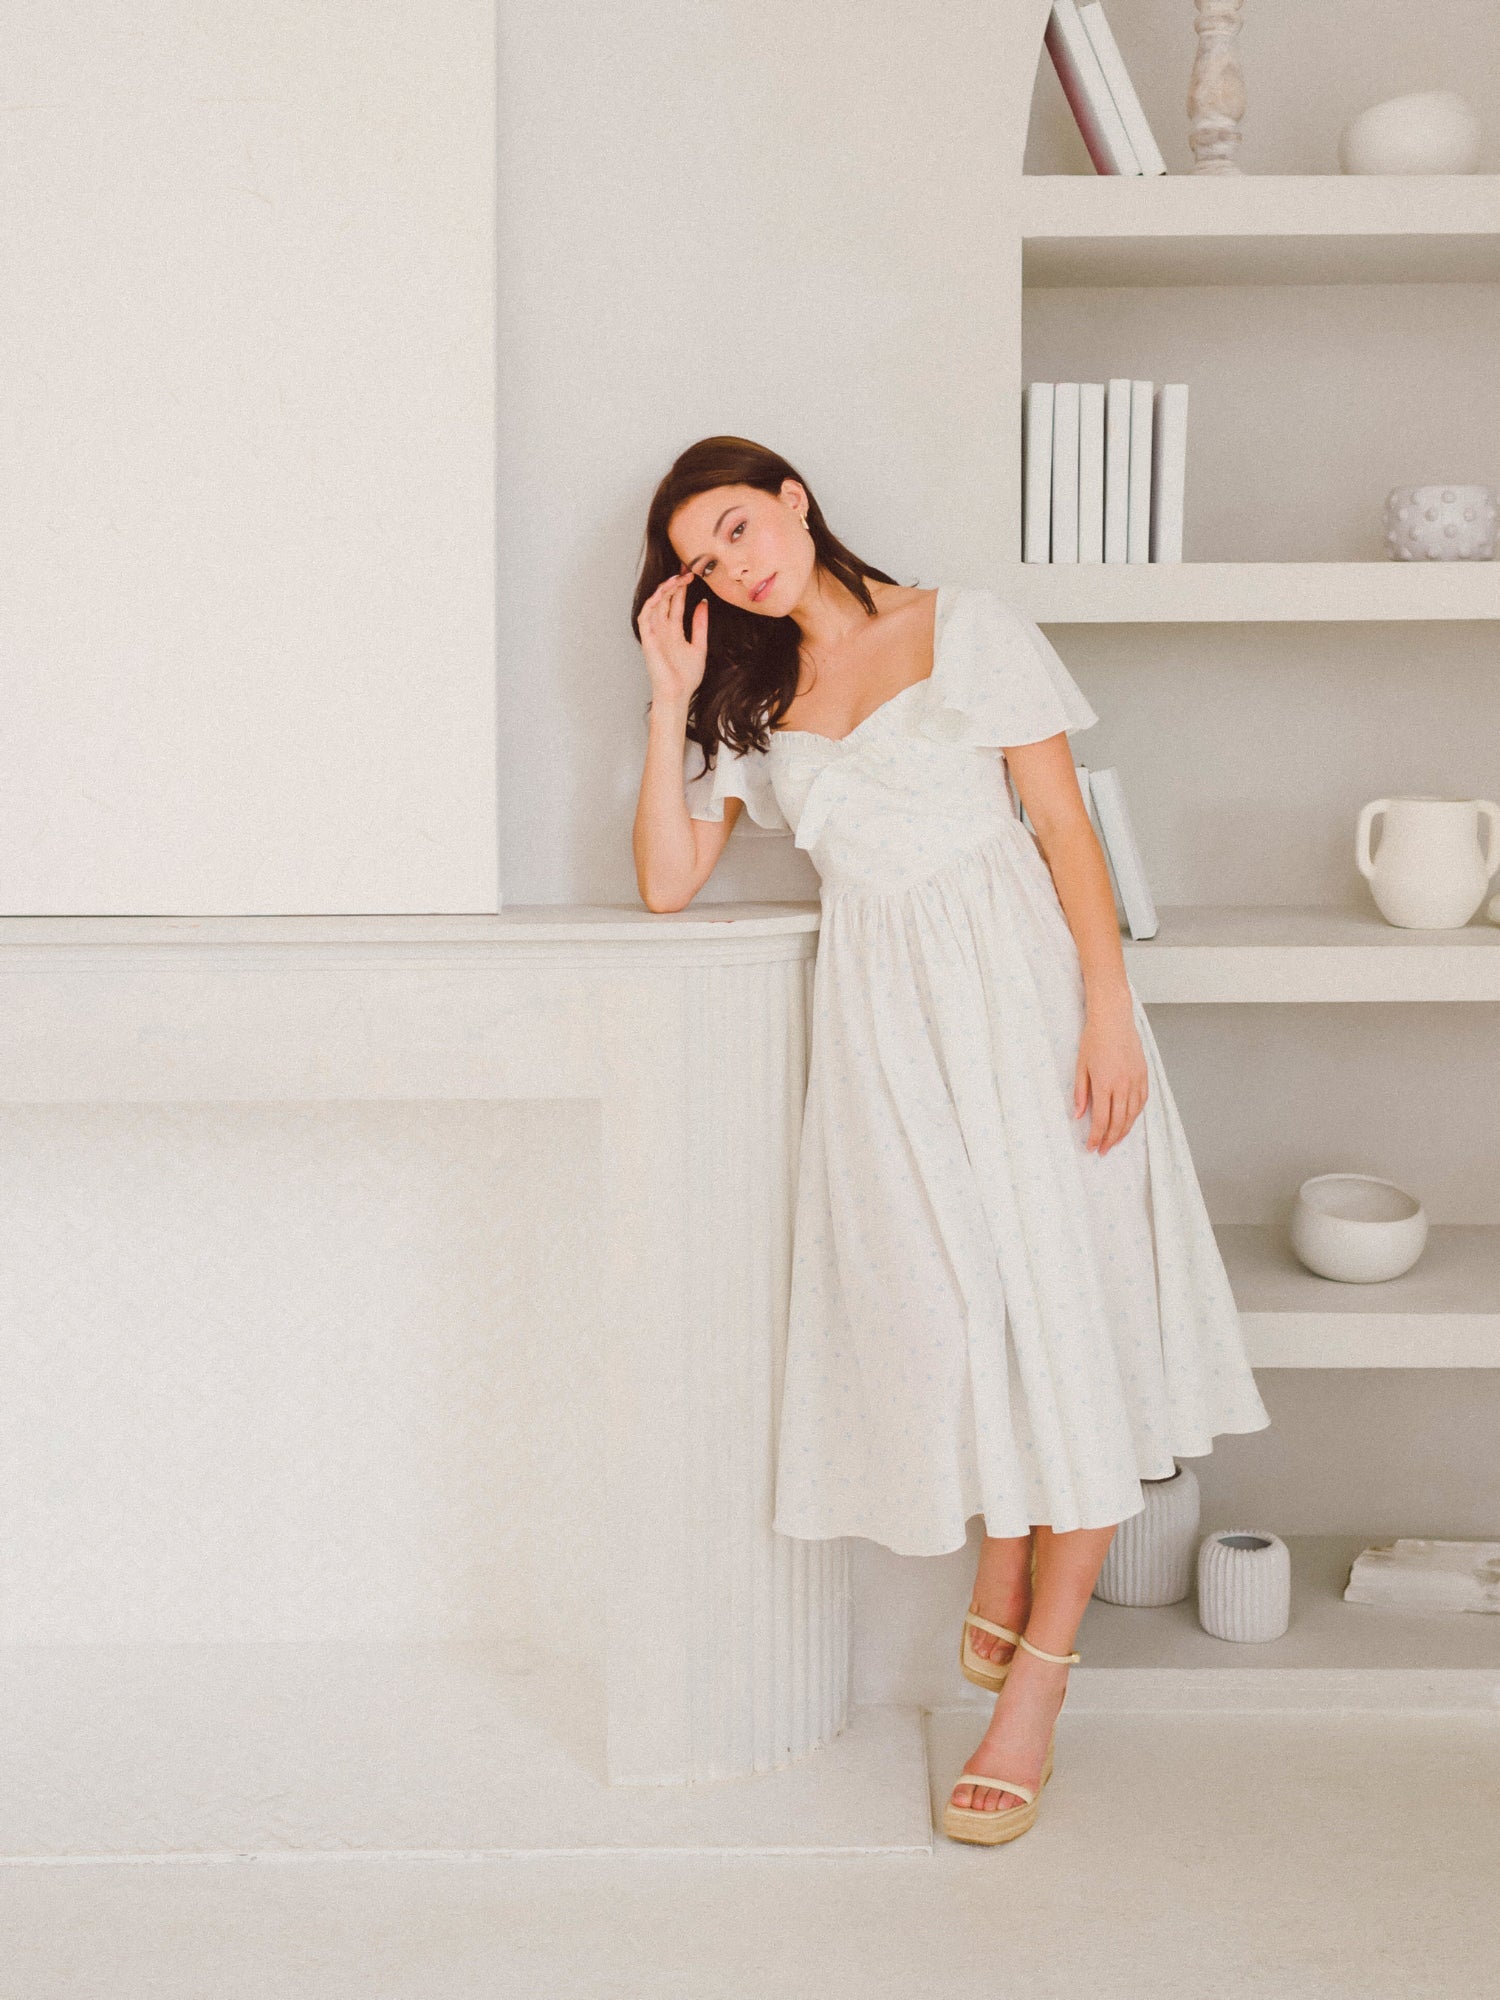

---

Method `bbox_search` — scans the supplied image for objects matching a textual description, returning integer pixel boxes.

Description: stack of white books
[1044,0,1166,176]
[1023,380,1189,564]
[1008,761,1159,941]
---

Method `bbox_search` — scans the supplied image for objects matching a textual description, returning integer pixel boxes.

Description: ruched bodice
[769,687,1022,897]
[683,584,1101,885]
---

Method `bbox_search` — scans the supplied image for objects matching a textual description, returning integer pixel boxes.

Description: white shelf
[1064,1534,1500,1699]
[1121,905,1500,1002]
[1219,1224,1500,1367]
[1020,173,1500,287]
[994,560,1500,622]
[0,907,822,947]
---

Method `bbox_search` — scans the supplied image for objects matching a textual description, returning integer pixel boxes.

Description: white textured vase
[1093,1462,1201,1606]
[1384,485,1496,561]
[1197,1529,1292,1641]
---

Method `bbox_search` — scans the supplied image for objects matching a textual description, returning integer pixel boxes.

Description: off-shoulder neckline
[768,584,956,750]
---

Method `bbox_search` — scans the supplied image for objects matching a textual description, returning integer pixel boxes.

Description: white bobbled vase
[1196,1529,1292,1641]
[1093,1462,1201,1606]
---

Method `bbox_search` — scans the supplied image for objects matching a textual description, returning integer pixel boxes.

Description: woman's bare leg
[951,1521,1118,1814]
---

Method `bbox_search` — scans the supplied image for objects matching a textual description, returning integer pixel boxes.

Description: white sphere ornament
[1290,1173,1428,1283]
[1197,1529,1291,1642]
[1385,484,1496,561]
[1093,1461,1201,1606]
[1339,91,1482,175]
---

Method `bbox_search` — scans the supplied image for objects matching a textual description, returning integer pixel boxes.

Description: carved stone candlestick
[1188,0,1246,174]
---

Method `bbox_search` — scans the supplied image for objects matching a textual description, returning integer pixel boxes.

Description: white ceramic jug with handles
[1356,796,1500,928]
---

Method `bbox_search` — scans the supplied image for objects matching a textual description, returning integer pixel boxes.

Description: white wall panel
[0,2,496,913]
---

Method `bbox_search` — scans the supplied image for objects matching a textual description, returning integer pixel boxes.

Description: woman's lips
[751,573,775,602]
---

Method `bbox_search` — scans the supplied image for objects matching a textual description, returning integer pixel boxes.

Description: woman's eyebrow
[684,507,737,571]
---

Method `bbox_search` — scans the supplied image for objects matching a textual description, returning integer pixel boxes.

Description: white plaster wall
[0,1100,601,1650]
[0,1,497,914]
[496,0,1026,908]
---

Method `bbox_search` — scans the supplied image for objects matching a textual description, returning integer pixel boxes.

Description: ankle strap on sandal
[1016,1633,1080,1664]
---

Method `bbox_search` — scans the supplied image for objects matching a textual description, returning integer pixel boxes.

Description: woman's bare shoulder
[866,580,939,624]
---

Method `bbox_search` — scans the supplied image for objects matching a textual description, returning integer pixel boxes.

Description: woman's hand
[1073,996,1149,1155]
[637,570,710,709]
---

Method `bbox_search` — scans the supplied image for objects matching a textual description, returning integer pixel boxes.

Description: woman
[631,436,1271,1846]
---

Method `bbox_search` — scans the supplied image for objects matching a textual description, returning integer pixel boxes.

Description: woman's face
[667,480,811,617]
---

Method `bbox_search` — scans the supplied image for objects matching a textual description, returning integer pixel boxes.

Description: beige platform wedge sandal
[942,1631,1081,1847]
[958,1539,1041,1694]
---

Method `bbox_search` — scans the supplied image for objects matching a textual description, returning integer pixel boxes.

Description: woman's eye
[699,522,743,579]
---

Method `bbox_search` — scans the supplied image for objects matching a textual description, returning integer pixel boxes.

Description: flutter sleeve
[682,736,790,836]
[917,587,1099,749]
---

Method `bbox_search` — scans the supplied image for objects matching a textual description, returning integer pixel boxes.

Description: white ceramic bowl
[1290,1173,1428,1283]
[1338,91,1482,175]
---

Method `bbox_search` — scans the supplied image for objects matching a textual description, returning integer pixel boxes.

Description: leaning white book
[1150,382,1190,563]
[1069,767,1126,920]
[1022,382,1055,564]
[1078,1,1168,176]
[1043,0,1142,175]
[1104,377,1132,562]
[1087,767,1159,939]
[1077,382,1105,564]
[1126,379,1154,564]
[1050,381,1081,563]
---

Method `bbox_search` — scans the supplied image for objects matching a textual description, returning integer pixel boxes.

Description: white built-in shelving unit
[999,9,1500,1700]
[999,11,1500,1398]
[1002,173,1500,620]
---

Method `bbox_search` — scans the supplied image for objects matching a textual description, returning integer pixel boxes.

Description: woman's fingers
[641,573,689,646]
[1087,1072,1148,1152]
[1091,1086,1116,1151]
[643,571,685,628]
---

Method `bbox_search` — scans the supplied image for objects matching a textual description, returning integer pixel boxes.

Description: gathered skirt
[770,824,1272,1558]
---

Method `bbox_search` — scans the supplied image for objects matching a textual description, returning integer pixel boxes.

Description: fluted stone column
[596,919,849,1783]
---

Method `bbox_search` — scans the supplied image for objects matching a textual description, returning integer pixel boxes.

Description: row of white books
[1044,0,1166,176]
[1023,380,1189,564]
[1010,762,1159,940]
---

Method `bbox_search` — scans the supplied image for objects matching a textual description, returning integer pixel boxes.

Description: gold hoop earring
[801,514,810,530]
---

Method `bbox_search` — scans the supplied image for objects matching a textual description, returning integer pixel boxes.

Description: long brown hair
[631,436,903,775]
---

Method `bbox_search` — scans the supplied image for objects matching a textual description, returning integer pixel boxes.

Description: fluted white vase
[1093,1462,1201,1606]
[1197,1529,1292,1641]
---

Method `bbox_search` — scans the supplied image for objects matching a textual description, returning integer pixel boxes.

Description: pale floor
[4,1707,1495,2000]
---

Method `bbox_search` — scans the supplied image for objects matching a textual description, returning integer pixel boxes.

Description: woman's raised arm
[632,571,738,911]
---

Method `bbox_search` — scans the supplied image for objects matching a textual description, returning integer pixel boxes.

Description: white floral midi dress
[683,583,1271,1557]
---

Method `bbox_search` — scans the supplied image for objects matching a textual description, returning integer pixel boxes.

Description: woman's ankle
[1016,1624,1080,1664]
